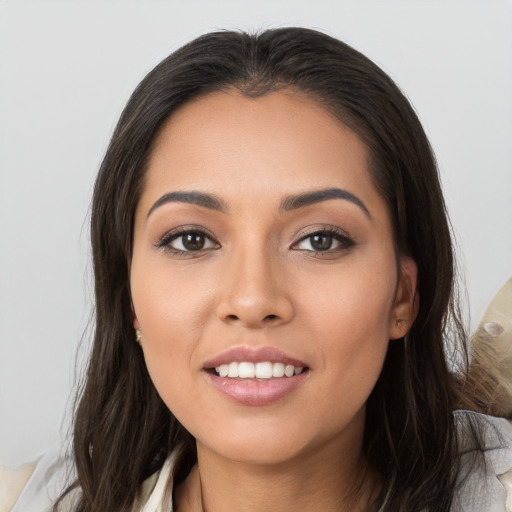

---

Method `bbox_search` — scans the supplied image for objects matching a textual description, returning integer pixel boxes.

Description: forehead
[141,90,385,215]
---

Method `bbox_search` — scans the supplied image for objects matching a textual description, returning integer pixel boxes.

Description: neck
[175,414,378,512]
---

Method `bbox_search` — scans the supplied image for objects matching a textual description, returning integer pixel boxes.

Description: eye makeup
[155,225,220,256]
[291,225,355,254]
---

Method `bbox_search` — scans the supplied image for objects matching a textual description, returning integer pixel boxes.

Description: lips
[203,346,310,405]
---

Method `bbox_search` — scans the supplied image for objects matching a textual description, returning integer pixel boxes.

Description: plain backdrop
[1,0,511,468]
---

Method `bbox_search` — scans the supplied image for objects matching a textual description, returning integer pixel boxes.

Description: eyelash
[292,227,355,254]
[156,226,219,256]
[155,226,355,257]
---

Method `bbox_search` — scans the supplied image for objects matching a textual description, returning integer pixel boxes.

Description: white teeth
[272,362,285,377]
[214,361,305,379]
[238,362,255,378]
[228,362,239,378]
[256,362,273,379]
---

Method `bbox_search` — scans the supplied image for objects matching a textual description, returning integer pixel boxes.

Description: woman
[3,28,512,512]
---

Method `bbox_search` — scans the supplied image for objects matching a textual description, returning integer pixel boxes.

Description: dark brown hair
[57,28,483,511]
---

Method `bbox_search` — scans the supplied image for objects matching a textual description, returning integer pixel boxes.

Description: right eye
[157,228,219,255]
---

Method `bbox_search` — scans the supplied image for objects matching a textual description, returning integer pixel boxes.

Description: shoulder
[0,461,36,512]
[0,446,75,512]
[0,445,181,512]
[453,410,512,512]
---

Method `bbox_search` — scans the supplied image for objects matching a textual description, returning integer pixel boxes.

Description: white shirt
[2,411,512,512]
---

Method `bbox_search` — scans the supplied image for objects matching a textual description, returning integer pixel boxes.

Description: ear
[389,256,419,340]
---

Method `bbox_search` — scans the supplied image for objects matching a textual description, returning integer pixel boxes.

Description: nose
[216,246,294,329]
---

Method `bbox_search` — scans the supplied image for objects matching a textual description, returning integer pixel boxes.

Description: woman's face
[131,90,416,466]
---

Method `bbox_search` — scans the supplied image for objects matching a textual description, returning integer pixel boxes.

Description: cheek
[130,262,215,398]
[131,257,215,334]
[298,260,396,343]
[297,261,395,396]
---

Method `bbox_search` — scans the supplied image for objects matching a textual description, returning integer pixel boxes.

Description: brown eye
[294,229,355,253]
[310,234,333,251]
[182,232,206,251]
[160,229,218,253]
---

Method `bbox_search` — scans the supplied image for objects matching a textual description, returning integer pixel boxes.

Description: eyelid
[154,224,354,256]
[155,225,220,253]
[291,225,355,252]
[292,224,351,243]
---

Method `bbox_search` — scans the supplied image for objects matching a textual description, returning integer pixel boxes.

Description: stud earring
[135,328,142,344]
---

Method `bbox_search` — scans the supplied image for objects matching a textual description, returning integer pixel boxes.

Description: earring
[135,328,142,344]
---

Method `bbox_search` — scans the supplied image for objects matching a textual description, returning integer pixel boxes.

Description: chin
[202,437,310,466]
[193,417,347,468]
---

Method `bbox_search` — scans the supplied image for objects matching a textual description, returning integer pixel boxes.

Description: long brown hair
[57,28,483,511]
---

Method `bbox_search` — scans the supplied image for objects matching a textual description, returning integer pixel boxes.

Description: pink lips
[203,346,309,406]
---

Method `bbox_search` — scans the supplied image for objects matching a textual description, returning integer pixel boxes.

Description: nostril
[264,314,278,321]
[227,314,239,321]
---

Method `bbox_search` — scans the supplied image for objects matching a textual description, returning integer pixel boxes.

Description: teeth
[273,362,285,377]
[238,362,255,378]
[256,362,273,379]
[228,362,239,378]
[213,361,305,379]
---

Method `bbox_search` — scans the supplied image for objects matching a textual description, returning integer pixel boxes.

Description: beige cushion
[472,278,512,417]
[0,461,36,512]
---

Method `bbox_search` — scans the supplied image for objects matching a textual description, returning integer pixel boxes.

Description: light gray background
[1,0,511,468]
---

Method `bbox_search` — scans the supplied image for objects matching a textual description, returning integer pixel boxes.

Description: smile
[214,361,305,379]
[203,347,310,405]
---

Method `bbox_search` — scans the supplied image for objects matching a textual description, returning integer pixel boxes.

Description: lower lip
[204,371,309,406]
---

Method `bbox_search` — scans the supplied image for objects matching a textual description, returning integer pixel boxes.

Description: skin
[130,90,418,511]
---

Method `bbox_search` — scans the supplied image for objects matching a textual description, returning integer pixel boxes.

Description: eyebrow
[280,187,371,218]
[147,191,228,218]
[146,187,371,219]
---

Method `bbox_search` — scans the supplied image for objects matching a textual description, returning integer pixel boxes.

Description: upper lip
[203,346,308,369]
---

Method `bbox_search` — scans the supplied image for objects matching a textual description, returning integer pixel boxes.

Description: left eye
[294,231,353,252]
[165,231,217,252]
